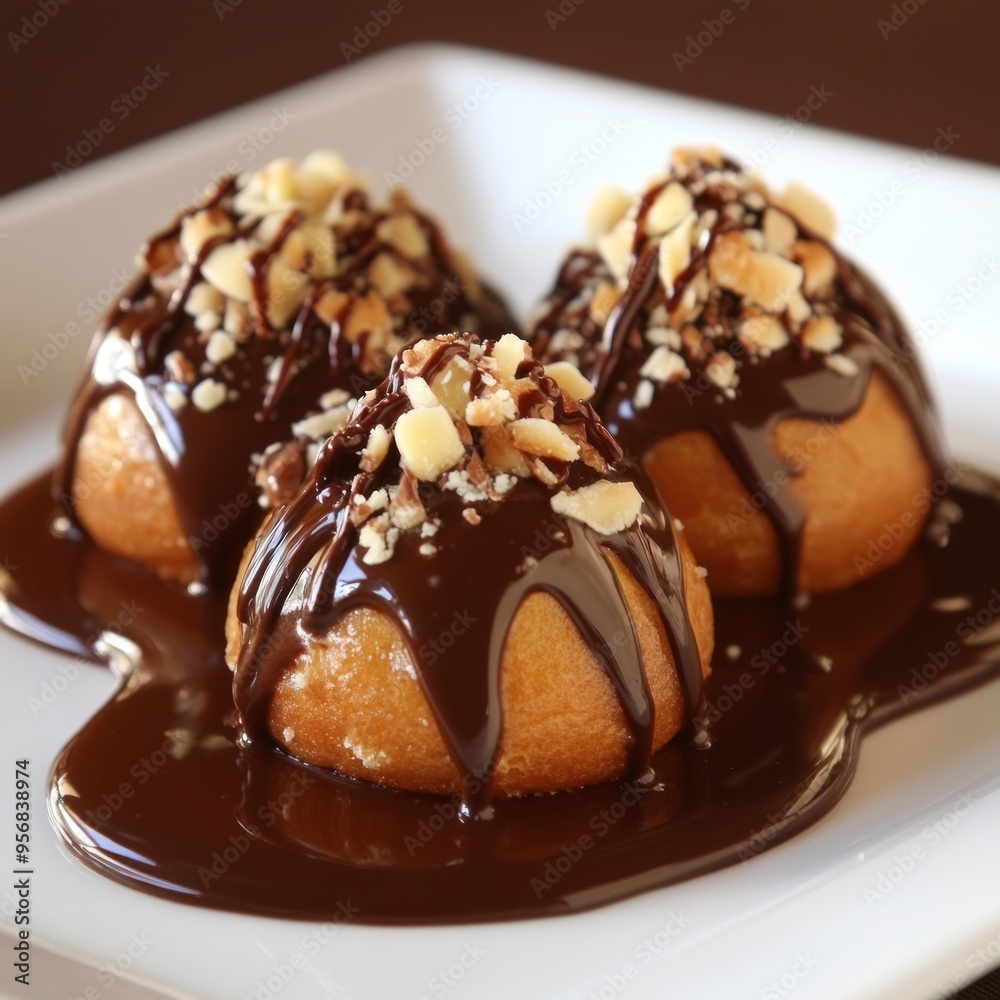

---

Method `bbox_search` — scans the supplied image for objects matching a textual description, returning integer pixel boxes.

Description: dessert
[228,333,714,806]
[59,153,514,586]
[0,143,998,926]
[529,148,941,596]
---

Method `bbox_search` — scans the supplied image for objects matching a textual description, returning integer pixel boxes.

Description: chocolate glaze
[234,336,703,816]
[531,166,944,595]
[2,469,999,922]
[0,156,989,925]
[56,178,514,586]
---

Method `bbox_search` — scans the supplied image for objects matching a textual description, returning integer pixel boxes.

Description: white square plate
[1,44,1000,1000]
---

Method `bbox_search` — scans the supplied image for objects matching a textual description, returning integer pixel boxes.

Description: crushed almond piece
[389,470,426,530]
[395,406,466,481]
[802,316,843,354]
[640,346,689,384]
[511,419,580,462]
[191,378,228,413]
[596,217,635,281]
[709,231,804,311]
[586,184,633,240]
[775,182,837,240]
[826,353,859,377]
[543,361,595,401]
[590,282,622,325]
[551,481,643,535]
[646,182,694,236]
[360,424,391,472]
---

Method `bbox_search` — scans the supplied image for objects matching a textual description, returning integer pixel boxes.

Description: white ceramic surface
[1,43,999,1000]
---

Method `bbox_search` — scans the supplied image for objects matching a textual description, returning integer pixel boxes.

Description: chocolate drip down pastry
[529,148,943,597]
[228,333,713,813]
[57,152,514,586]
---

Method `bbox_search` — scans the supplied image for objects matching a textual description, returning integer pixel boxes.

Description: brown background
[1,0,998,196]
[2,1,997,995]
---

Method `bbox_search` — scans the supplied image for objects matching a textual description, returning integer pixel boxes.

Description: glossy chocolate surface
[234,337,703,817]
[531,163,944,595]
[57,176,514,586]
[2,468,998,922]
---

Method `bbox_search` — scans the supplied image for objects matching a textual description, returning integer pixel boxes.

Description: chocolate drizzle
[56,168,514,585]
[235,335,704,815]
[2,151,994,925]
[3,468,1000,921]
[531,158,945,596]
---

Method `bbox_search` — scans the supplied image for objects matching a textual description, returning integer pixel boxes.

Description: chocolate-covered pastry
[229,333,713,813]
[58,153,514,586]
[529,148,942,596]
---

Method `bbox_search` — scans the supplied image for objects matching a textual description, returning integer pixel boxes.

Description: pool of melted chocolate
[3,467,1000,923]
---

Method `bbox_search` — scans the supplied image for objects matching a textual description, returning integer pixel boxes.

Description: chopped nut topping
[395,406,467,481]
[125,151,493,454]
[164,350,196,386]
[597,217,636,281]
[762,208,797,256]
[194,310,221,334]
[201,240,254,303]
[550,481,643,535]
[658,212,696,293]
[709,231,804,312]
[793,239,837,296]
[403,376,440,409]
[360,424,390,472]
[586,184,633,239]
[259,334,642,568]
[544,361,596,401]
[640,346,690,384]
[389,470,425,530]
[633,379,654,410]
[492,333,530,379]
[185,281,225,319]
[350,488,389,526]
[825,353,859,377]
[369,252,414,297]
[646,182,695,236]
[358,513,399,565]
[319,388,350,409]
[774,182,837,240]
[376,214,430,260]
[205,330,237,365]
[739,314,789,355]
[529,149,870,410]
[291,405,351,440]
[163,384,188,413]
[802,316,843,354]
[706,351,737,389]
[589,282,621,326]
[644,325,682,350]
[511,418,580,462]
[255,440,307,509]
[191,378,228,413]
[180,210,234,262]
